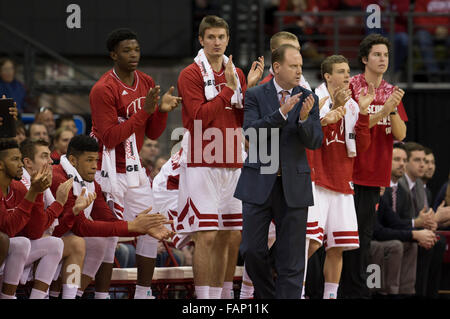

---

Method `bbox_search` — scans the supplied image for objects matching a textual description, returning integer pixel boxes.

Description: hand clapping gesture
[160,86,182,112]
[299,94,315,121]
[247,56,265,88]
[320,106,346,126]
[72,188,97,216]
[55,178,74,206]
[358,83,375,115]
[332,85,352,109]
[383,86,404,114]
[29,164,52,193]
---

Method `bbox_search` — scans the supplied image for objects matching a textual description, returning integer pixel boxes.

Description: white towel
[95,118,147,219]
[60,155,95,220]
[194,49,243,108]
[315,82,359,157]
[20,168,58,236]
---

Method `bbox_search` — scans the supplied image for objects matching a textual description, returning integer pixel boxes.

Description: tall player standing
[339,34,407,299]
[176,15,264,299]
[90,29,181,299]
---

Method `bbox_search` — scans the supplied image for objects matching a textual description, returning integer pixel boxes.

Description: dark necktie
[392,185,397,213]
[411,184,418,214]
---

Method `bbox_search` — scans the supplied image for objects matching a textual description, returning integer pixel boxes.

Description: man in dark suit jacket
[398,142,446,298]
[234,44,323,299]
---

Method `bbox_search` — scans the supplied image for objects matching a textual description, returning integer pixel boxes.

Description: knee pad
[9,237,31,261]
[32,237,64,285]
[82,237,109,278]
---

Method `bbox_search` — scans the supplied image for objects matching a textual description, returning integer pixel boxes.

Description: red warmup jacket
[90,69,168,173]
[0,182,34,237]
[50,164,140,238]
[1,181,63,239]
[314,114,371,194]
[177,62,247,168]
[350,74,408,188]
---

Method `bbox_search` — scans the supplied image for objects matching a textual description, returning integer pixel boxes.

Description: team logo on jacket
[126,96,146,118]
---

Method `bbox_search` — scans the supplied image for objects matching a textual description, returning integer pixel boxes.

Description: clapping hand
[55,178,73,206]
[332,85,351,109]
[72,188,96,216]
[247,56,264,88]
[299,94,315,121]
[160,86,182,112]
[143,86,161,115]
[29,164,52,193]
[358,83,375,115]
[320,106,346,126]
[225,55,238,91]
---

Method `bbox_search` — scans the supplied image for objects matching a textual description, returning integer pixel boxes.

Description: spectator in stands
[414,0,450,81]
[51,127,74,165]
[139,137,160,178]
[422,147,436,205]
[57,114,78,135]
[0,58,27,114]
[28,123,50,144]
[399,141,446,298]
[278,0,325,64]
[14,121,26,145]
[34,107,56,137]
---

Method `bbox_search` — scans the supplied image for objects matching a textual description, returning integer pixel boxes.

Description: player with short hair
[340,33,408,299]
[176,15,263,299]
[306,54,373,299]
[90,28,181,299]
[50,135,172,299]
[19,138,86,299]
[0,138,66,299]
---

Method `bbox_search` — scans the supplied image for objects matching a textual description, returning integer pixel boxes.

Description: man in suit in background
[398,141,446,298]
[235,44,323,299]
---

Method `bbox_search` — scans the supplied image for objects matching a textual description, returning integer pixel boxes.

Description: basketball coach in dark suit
[234,44,323,299]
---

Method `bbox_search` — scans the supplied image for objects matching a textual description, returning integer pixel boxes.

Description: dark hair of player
[19,138,49,162]
[106,28,138,52]
[0,138,19,160]
[66,135,99,158]
[358,33,391,70]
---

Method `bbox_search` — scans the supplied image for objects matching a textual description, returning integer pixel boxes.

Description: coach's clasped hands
[280,92,301,117]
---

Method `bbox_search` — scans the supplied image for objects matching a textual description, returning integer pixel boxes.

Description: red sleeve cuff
[153,106,169,120]
[220,86,235,101]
